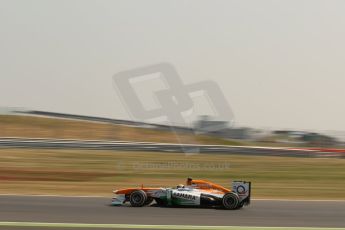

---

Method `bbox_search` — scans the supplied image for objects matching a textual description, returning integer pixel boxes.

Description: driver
[186,177,193,186]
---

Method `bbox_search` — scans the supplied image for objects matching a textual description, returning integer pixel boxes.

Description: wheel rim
[133,194,143,203]
[224,197,235,207]
[223,193,239,209]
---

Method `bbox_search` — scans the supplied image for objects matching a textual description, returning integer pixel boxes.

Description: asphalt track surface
[0,195,344,228]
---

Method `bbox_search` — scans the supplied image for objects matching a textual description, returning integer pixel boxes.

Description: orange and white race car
[111,178,251,210]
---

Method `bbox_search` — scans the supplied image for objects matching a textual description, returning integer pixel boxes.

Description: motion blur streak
[1,196,344,228]
[0,138,344,158]
[0,222,344,230]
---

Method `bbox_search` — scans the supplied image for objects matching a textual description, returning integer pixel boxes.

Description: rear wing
[232,181,251,205]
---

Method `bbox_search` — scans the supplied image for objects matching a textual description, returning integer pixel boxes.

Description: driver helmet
[176,184,185,189]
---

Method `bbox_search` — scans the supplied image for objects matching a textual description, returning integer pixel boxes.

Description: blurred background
[0,0,344,200]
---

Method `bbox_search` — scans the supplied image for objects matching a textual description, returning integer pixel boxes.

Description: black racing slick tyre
[222,192,240,210]
[129,190,147,207]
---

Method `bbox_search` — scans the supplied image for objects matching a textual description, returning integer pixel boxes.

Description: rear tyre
[129,190,147,207]
[236,202,244,209]
[222,192,240,210]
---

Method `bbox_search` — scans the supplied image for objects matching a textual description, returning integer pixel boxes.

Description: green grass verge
[0,148,344,199]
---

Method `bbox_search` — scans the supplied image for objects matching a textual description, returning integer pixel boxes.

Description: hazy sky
[1,0,345,131]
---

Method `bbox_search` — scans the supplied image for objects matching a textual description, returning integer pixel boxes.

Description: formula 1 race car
[111,178,251,210]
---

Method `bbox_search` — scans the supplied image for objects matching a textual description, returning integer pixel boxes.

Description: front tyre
[129,190,147,207]
[144,197,154,206]
[222,192,240,210]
